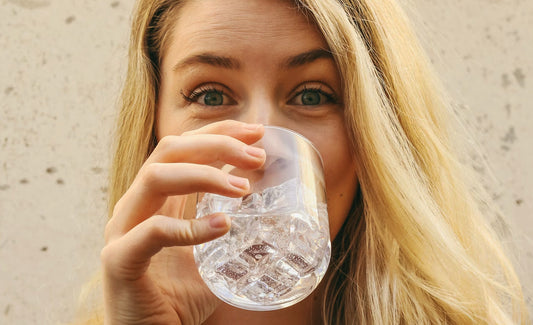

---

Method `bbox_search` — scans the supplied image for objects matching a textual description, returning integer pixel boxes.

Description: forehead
[161,0,328,67]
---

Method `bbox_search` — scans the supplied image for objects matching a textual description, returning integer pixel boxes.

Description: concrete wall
[0,0,531,323]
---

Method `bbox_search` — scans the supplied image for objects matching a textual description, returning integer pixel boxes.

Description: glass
[194,126,331,311]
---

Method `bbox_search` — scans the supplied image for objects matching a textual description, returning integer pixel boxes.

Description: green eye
[182,85,235,107]
[301,90,321,105]
[203,91,224,106]
[289,87,336,106]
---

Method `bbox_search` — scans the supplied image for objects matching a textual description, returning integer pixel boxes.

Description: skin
[101,0,358,324]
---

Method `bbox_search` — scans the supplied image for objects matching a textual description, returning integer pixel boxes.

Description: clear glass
[194,126,331,311]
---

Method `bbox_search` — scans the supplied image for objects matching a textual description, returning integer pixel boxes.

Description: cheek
[313,125,355,189]
[312,126,358,239]
[321,137,357,203]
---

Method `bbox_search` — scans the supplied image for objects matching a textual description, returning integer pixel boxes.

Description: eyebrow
[282,48,334,68]
[172,48,333,72]
[173,53,241,71]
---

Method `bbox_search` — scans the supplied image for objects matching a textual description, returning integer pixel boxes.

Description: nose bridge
[241,89,278,125]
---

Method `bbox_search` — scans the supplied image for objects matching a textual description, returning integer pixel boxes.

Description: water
[194,179,330,311]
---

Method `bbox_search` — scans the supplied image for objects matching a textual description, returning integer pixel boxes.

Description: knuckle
[145,216,167,239]
[156,135,178,151]
[145,216,201,245]
[100,243,118,269]
[100,241,136,279]
[139,163,162,189]
[178,220,199,243]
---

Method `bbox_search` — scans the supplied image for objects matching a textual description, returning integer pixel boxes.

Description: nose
[239,94,281,126]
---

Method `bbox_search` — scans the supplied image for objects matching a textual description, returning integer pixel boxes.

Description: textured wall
[0,0,531,323]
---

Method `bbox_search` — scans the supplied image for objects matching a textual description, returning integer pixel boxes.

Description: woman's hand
[101,121,265,325]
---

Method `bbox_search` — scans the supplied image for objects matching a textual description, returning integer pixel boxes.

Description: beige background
[0,0,531,324]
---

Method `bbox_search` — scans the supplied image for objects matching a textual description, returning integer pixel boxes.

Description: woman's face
[156,0,357,239]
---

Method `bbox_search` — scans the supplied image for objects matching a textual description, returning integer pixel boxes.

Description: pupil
[302,91,320,105]
[204,91,223,105]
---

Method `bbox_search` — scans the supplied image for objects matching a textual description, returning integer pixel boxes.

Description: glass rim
[262,125,325,169]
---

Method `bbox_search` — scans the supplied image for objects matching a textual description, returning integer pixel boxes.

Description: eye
[181,84,236,106]
[203,90,224,106]
[301,90,322,105]
[288,86,337,106]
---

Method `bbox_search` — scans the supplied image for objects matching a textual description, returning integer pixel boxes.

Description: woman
[96,0,529,324]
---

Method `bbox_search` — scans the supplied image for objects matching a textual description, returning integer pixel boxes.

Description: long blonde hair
[98,0,529,324]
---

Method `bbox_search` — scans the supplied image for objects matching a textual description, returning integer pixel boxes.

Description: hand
[101,121,265,325]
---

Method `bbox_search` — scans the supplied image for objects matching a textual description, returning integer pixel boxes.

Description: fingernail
[245,146,265,159]
[244,123,262,130]
[227,174,250,190]
[209,214,230,229]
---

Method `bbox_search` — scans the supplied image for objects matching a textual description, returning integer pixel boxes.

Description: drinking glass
[194,126,330,311]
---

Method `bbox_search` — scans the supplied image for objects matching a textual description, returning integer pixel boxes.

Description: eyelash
[180,83,338,106]
[180,85,225,103]
[294,85,337,104]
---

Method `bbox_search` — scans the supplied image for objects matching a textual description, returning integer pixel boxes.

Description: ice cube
[262,178,299,213]
[240,241,276,265]
[216,260,248,281]
[239,192,263,213]
[274,258,300,283]
[284,253,314,276]
[258,274,292,297]
[259,215,289,237]
[207,193,242,213]
[238,277,272,302]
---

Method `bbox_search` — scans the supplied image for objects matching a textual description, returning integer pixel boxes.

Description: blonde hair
[298,0,529,323]
[83,0,530,324]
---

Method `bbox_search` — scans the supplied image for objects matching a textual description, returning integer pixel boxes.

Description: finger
[101,214,230,281]
[181,120,264,144]
[138,163,250,197]
[106,163,248,241]
[146,133,266,169]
